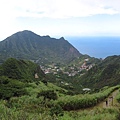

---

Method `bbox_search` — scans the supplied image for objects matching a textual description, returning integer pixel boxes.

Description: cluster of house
[40,65,62,74]
[40,58,95,77]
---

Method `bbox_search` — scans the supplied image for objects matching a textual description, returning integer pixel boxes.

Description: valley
[0,57,120,119]
[0,31,120,119]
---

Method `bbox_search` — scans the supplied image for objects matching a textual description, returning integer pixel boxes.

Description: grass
[0,82,120,120]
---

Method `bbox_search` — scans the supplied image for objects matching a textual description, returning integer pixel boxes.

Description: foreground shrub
[116,89,120,103]
[0,77,28,100]
[50,104,64,116]
[37,90,57,100]
[59,108,120,120]
[53,86,120,110]
[0,100,53,120]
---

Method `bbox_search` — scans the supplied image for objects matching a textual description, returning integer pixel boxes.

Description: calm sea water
[67,36,120,58]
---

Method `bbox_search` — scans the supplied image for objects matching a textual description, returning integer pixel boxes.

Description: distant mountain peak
[17,30,39,36]
[14,30,35,34]
[20,30,32,32]
[0,30,82,64]
[59,37,65,40]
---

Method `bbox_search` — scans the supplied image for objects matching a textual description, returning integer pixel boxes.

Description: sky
[0,0,120,40]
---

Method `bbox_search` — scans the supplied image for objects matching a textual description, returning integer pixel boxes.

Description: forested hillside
[0,58,47,100]
[0,58,45,82]
[79,55,120,89]
[0,30,81,64]
[0,58,120,120]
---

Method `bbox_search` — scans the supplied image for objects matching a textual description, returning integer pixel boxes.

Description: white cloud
[0,0,119,19]
[0,0,120,40]
[14,0,120,18]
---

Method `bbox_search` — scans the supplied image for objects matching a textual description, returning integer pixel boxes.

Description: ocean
[67,36,120,58]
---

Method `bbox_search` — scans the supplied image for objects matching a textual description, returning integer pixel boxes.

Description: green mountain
[0,58,68,100]
[0,30,81,64]
[45,55,100,94]
[0,58,120,119]
[79,55,120,89]
[1,30,119,92]
[0,58,45,82]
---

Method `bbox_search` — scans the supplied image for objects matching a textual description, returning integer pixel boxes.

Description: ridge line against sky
[0,0,120,40]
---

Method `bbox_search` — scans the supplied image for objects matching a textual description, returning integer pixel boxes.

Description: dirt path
[95,89,119,108]
[78,89,120,111]
[76,89,120,112]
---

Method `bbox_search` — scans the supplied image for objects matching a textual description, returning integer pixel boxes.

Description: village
[40,58,95,76]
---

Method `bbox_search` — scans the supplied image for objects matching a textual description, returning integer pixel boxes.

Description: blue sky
[0,0,120,40]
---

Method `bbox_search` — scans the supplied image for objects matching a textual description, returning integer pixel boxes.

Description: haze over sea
[67,37,120,59]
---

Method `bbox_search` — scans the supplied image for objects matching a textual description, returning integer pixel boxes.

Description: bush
[0,77,28,100]
[50,104,64,116]
[37,90,57,100]
[116,89,120,103]
[2,58,22,79]
[54,86,120,110]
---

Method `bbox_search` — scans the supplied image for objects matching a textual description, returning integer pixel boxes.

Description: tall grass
[59,108,120,120]
[116,89,120,104]
[0,85,119,120]
[0,100,54,120]
[1,100,120,120]
[53,85,120,110]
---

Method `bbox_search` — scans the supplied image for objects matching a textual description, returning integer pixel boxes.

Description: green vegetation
[0,76,28,100]
[0,58,48,100]
[53,86,119,110]
[37,90,58,100]
[0,58,45,82]
[45,55,101,94]
[0,57,120,119]
[0,83,120,120]
[79,55,120,89]
[69,54,100,66]
[116,89,120,103]
[0,30,81,65]
[60,108,120,120]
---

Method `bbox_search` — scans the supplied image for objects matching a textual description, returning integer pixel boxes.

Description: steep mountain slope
[0,58,45,82]
[0,30,81,64]
[0,58,69,101]
[79,55,120,89]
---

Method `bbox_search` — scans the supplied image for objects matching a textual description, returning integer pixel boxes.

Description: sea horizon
[67,36,120,59]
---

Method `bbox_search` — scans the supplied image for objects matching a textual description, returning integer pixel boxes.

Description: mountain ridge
[0,30,81,64]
